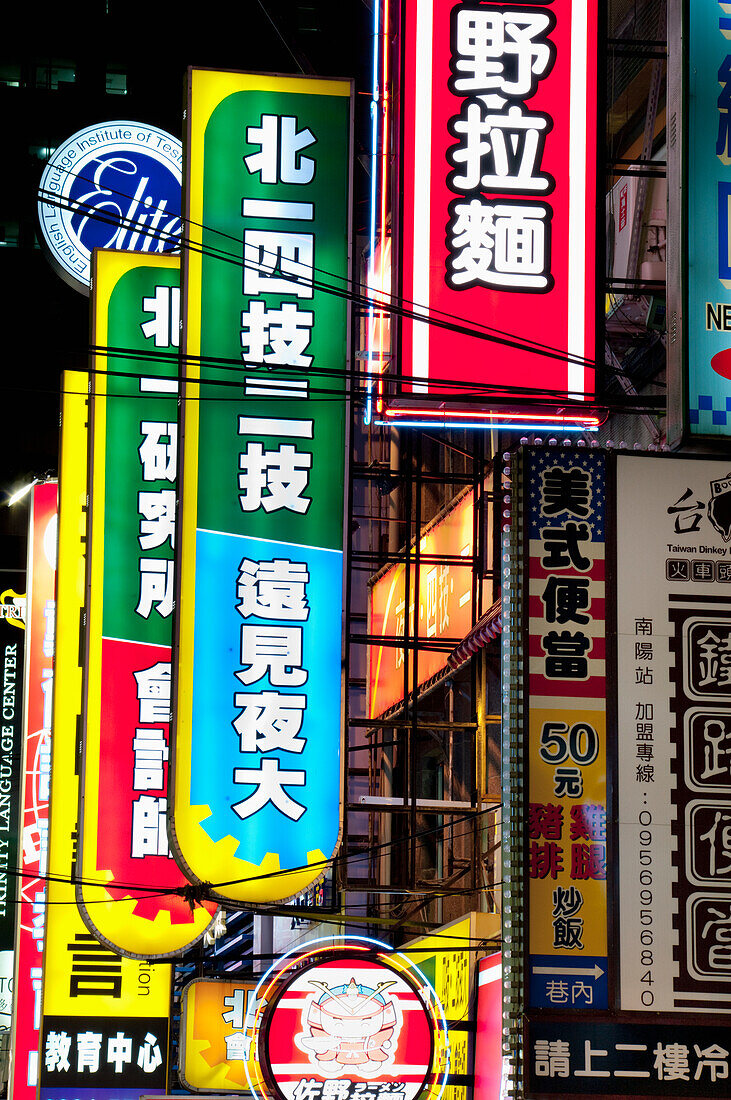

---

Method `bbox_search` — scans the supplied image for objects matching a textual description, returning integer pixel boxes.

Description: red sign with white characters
[92,636,211,926]
[262,956,434,1100]
[474,953,504,1100]
[396,0,599,423]
[11,482,57,1100]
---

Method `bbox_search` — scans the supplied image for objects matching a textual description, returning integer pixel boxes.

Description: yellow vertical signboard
[39,372,171,1100]
[76,251,217,959]
[403,912,500,1100]
[523,447,609,1013]
[179,978,262,1093]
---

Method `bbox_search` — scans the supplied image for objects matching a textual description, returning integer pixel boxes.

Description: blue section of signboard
[527,449,606,540]
[190,529,342,867]
[529,954,608,1010]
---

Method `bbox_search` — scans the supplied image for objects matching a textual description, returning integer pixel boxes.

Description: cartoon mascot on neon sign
[295,976,403,1076]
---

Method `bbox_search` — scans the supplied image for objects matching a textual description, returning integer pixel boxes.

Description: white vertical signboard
[617,454,731,1013]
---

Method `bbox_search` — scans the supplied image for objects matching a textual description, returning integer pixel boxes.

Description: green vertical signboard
[172,70,351,904]
[78,250,216,959]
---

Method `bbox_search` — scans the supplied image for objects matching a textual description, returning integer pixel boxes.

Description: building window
[0,222,20,248]
[106,66,127,95]
[0,64,20,88]
[34,61,76,90]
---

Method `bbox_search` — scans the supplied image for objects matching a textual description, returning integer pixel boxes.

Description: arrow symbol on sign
[533,964,605,980]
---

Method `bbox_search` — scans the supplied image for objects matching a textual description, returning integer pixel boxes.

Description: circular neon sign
[37,121,182,294]
[249,938,449,1100]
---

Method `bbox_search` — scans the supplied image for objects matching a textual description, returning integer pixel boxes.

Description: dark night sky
[0,0,370,567]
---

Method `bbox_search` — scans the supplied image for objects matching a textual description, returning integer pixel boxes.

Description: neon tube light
[365,0,381,426]
[376,419,600,431]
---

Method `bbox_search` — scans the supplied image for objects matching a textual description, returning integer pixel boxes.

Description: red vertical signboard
[395,0,599,426]
[11,482,57,1100]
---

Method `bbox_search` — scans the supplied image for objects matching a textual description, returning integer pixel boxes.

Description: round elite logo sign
[37,121,182,294]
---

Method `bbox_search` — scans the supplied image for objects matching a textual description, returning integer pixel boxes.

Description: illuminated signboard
[179,978,262,1093]
[368,488,490,717]
[248,939,447,1100]
[172,69,351,904]
[522,448,608,1009]
[11,482,56,1100]
[77,250,217,958]
[516,450,731,1020]
[504,449,731,1096]
[39,371,170,1100]
[615,454,731,1015]
[526,1018,731,1097]
[0,573,25,1050]
[473,954,504,1100]
[394,0,599,427]
[403,913,499,1100]
[37,122,182,294]
[668,2,731,443]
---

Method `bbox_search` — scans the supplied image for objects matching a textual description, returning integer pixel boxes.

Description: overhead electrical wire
[17,346,660,419]
[37,161,657,382]
[40,179,594,373]
[6,804,502,910]
[33,183,665,420]
[26,140,633,940]
[75,346,660,415]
